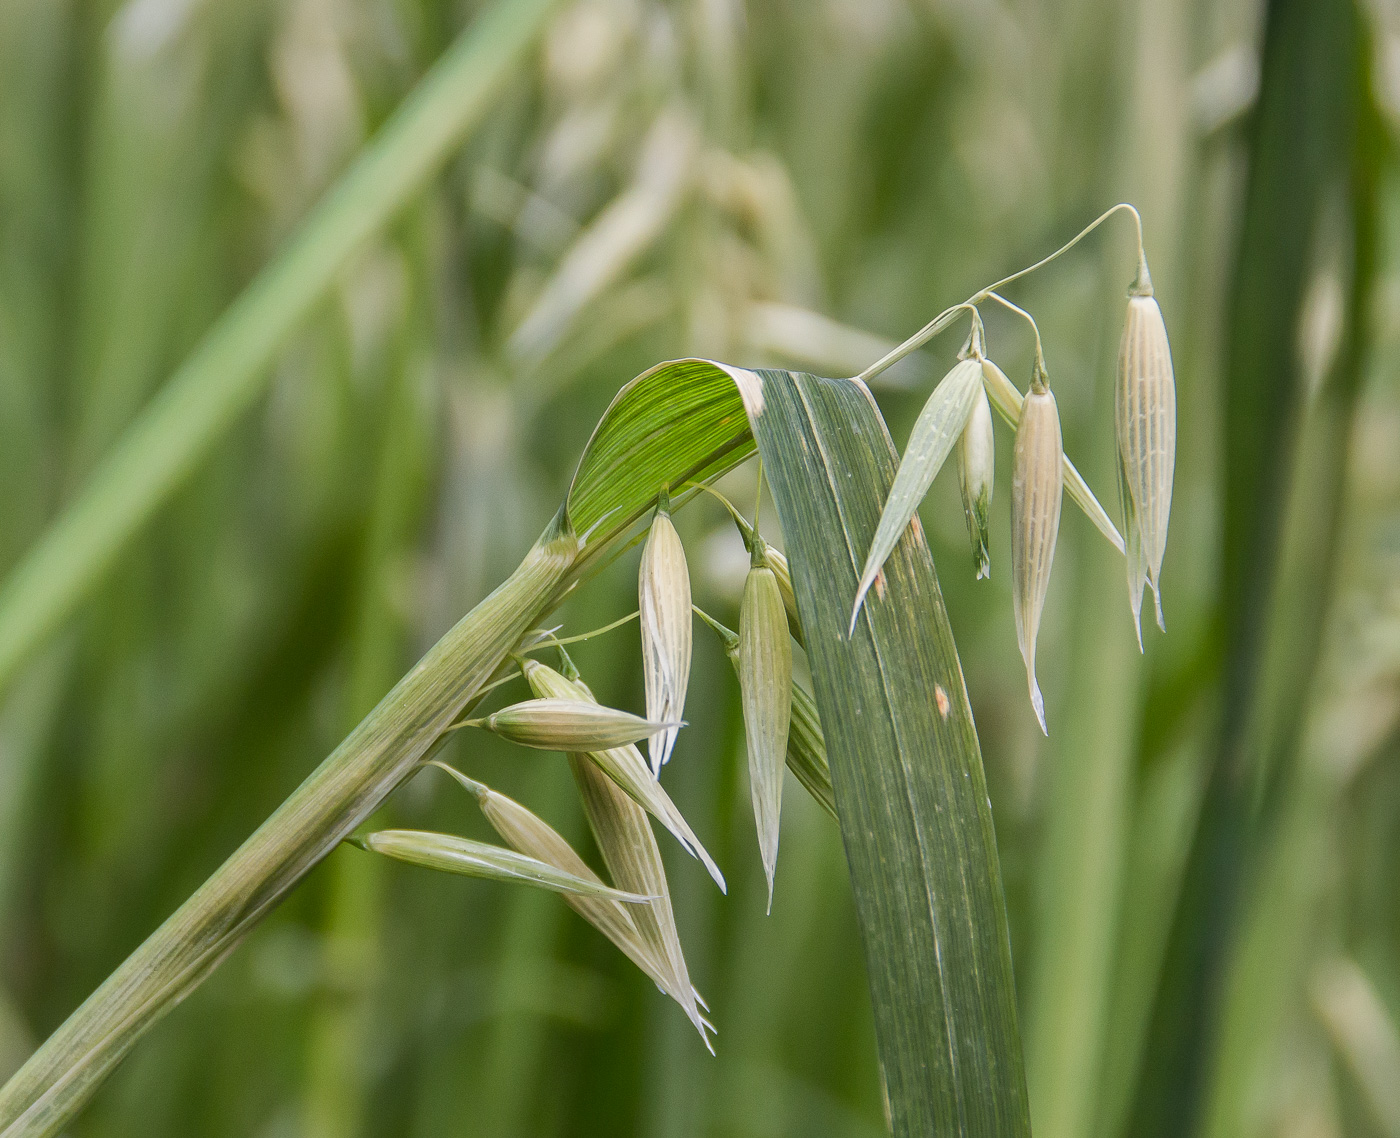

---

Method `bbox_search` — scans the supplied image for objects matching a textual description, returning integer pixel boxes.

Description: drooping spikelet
[1011,374,1063,735]
[851,357,983,629]
[639,491,692,773]
[1115,269,1175,645]
[470,698,676,751]
[694,608,834,821]
[354,830,652,904]
[739,549,793,911]
[430,764,703,1035]
[958,385,995,580]
[522,657,725,892]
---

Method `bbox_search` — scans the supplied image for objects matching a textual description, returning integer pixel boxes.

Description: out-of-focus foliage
[1,0,1399,1134]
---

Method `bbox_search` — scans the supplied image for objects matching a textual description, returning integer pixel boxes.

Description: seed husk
[353,830,652,903]
[522,658,726,892]
[1116,287,1175,642]
[740,560,793,910]
[982,358,1123,554]
[852,357,983,630]
[695,608,834,821]
[470,698,678,751]
[639,494,692,772]
[430,764,686,1012]
[958,385,995,580]
[1011,379,1063,734]
[568,753,712,1047]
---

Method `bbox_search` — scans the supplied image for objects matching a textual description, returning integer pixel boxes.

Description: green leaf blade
[750,369,1030,1138]
[566,359,755,543]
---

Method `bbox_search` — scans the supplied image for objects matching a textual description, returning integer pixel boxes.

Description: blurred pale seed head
[639,496,692,773]
[1115,289,1176,642]
[958,386,995,580]
[1011,382,1063,734]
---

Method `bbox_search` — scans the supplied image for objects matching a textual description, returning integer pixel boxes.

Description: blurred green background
[1,0,1398,1134]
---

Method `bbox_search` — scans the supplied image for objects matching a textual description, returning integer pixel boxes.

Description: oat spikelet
[958,385,995,580]
[696,609,834,821]
[522,658,725,892]
[471,698,677,751]
[639,493,692,773]
[432,765,703,1035]
[354,830,652,903]
[851,358,983,630]
[568,755,713,1048]
[1011,379,1063,735]
[1115,278,1175,642]
[739,557,793,911]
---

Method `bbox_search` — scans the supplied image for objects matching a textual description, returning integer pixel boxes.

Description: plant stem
[0,526,579,1137]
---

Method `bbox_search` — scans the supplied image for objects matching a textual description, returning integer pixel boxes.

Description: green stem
[0,525,580,1137]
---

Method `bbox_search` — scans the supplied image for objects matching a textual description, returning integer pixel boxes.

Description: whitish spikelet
[958,386,995,580]
[739,557,793,910]
[431,765,695,1023]
[354,830,652,903]
[851,358,983,629]
[981,358,1124,555]
[1115,285,1175,641]
[522,658,726,892]
[1011,380,1063,735]
[696,609,833,821]
[568,754,713,1048]
[639,495,692,773]
[472,698,678,751]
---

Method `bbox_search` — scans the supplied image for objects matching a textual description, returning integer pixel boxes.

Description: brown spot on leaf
[935,684,949,718]
[873,570,887,600]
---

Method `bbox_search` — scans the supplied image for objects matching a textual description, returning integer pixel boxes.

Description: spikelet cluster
[639,492,692,772]
[852,240,1176,731]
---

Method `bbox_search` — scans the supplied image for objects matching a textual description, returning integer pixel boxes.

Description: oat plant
[0,182,1177,1136]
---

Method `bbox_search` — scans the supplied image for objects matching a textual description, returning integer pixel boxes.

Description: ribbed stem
[0,528,579,1137]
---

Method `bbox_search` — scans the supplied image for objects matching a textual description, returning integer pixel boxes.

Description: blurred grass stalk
[301,216,438,1138]
[1025,1,1190,1136]
[1126,1,1374,1135]
[0,0,574,1129]
[0,518,579,1135]
[0,0,563,699]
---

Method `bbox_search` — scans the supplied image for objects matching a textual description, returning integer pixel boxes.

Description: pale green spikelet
[851,357,983,630]
[469,698,678,751]
[521,657,725,892]
[739,551,793,911]
[1011,371,1063,735]
[958,386,995,580]
[639,491,692,772]
[353,830,652,903]
[981,357,1124,554]
[695,608,834,820]
[1115,270,1175,642]
[429,764,694,1024]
